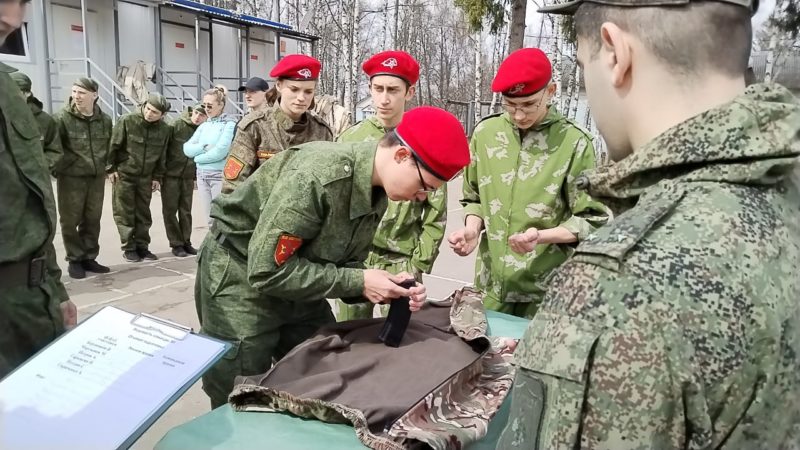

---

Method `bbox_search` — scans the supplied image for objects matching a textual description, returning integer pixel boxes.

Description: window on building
[0,24,31,62]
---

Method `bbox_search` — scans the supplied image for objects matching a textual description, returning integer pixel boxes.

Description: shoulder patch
[577,184,685,263]
[224,156,245,180]
[237,110,266,130]
[275,234,303,266]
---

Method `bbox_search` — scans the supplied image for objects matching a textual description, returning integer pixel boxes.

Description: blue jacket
[183,113,237,171]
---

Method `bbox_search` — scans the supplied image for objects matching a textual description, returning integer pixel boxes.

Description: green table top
[155,310,529,450]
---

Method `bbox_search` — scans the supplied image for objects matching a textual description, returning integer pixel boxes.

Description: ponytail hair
[203,84,228,106]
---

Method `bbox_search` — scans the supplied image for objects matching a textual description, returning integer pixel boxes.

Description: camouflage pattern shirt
[27,95,62,173]
[211,140,386,301]
[164,111,198,179]
[499,84,800,449]
[338,116,447,275]
[221,104,333,193]
[108,110,171,181]
[462,108,610,304]
[54,100,112,177]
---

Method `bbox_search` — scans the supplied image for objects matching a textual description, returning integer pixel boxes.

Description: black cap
[238,77,270,92]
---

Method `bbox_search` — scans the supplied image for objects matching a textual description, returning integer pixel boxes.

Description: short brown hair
[575,2,752,77]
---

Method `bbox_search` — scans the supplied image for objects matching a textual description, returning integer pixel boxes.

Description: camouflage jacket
[27,95,62,173]
[221,104,333,193]
[499,84,800,450]
[108,110,171,180]
[230,287,514,450]
[338,116,447,275]
[211,140,386,301]
[462,108,611,304]
[164,111,198,179]
[0,64,68,301]
[54,99,112,177]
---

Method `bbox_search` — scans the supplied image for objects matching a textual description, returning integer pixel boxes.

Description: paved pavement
[51,177,477,449]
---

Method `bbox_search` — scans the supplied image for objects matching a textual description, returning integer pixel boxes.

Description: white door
[162,23,199,110]
[50,4,100,110]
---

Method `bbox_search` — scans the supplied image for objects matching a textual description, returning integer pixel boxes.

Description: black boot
[137,249,158,261]
[68,262,86,279]
[171,246,188,257]
[183,244,198,255]
[82,259,110,273]
[123,250,142,262]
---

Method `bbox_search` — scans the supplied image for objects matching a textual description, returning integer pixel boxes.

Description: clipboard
[0,306,231,450]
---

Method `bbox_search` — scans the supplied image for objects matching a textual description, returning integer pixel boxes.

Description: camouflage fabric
[196,140,387,407]
[109,110,171,251]
[162,111,199,247]
[53,99,112,262]
[53,99,112,177]
[27,95,62,173]
[221,104,333,193]
[0,63,67,377]
[335,116,448,321]
[462,107,610,317]
[499,84,800,449]
[229,287,515,450]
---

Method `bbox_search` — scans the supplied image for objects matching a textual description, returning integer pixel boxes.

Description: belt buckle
[29,255,46,287]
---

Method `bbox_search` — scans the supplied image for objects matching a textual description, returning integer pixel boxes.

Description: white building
[1,0,319,121]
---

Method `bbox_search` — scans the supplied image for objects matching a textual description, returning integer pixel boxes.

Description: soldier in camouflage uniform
[0,0,76,379]
[196,107,470,407]
[54,77,113,279]
[108,94,171,262]
[10,71,62,173]
[221,55,332,194]
[336,50,448,321]
[499,0,800,448]
[450,48,610,319]
[162,104,206,257]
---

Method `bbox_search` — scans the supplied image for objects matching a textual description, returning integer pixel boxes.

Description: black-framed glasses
[411,154,437,193]
[501,90,548,115]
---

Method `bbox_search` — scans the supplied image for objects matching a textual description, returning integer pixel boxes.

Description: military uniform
[10,72,62,173]
[499,84,800,449]
[196,140,387,407]
[463,108,610,317]
[53,99,113,264]
[0,63,68,378]
[335,116,447,320]
[162,110,199,250]
[108,109,171,254]
[221,103,332,193]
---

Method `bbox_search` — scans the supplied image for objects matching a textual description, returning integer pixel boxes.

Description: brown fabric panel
[234,305,488,433]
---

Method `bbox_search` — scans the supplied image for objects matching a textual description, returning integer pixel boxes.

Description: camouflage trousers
[112,175,154,252]
[335,251,421,322]
[161,177,194,247]
[195,237,335,408]
[56,175,105,262]
[0,269,65,378]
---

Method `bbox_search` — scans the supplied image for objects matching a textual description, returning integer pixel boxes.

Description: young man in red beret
[195,106,471,407]
[449,48,611,318]
[334,50,448,321]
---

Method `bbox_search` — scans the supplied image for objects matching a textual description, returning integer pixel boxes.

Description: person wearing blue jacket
[184,85,237,227]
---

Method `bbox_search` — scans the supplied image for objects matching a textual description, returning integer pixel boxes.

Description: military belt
[0,255,47,289]
[210,227,247,262]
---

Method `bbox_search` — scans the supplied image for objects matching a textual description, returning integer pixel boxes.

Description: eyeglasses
[411,154,437,193]
[501,91,547,115]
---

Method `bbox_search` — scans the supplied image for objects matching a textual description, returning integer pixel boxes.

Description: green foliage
[453,0,507,33]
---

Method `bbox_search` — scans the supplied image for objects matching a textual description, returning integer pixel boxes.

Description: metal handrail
[49,57,134,123]
[196,72,244,115]
[155,66,199,113]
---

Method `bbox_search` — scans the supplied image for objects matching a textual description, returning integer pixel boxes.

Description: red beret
[362,50,420,86]
[491,48,552,97]
[270,54,321,81]
[395,107,470,181]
